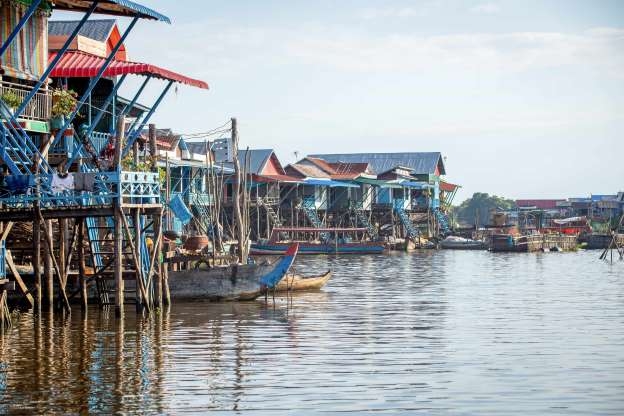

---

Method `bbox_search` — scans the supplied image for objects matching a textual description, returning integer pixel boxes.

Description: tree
[453,192,516,227]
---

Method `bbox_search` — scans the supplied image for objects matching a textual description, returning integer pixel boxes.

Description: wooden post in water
[58,218,67,312]
[44,219,53,311]
[33,215,41,314]
[78,219,88,312]
[149,124,163,309]
[231,117,248,264]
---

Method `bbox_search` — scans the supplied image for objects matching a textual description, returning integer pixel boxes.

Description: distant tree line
[452,192,516,227]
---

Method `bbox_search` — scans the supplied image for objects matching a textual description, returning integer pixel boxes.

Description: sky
[53,0,624,202]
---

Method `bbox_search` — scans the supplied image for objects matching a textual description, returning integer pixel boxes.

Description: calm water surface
[0,250,623,414]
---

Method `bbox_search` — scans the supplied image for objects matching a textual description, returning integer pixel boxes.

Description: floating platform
[489,234,578,252]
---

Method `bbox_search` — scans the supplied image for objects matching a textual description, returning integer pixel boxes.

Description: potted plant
[1,91,21,113]
[50,88,77,130]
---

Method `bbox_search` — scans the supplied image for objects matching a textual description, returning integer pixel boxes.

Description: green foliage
[453,192,516,226]
[51,88,77,117]
[1,91,21,108]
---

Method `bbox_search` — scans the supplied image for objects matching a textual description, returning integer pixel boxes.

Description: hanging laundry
[51,173,75,193]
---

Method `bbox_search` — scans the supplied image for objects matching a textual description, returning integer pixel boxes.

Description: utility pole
[231,118,248,264]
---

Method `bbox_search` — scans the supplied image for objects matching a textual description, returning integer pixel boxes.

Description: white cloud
[470,2,501,15]
[286,28,624,76]
[357,7,423,20]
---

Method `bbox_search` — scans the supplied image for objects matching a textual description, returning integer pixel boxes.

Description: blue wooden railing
[0,170,160,208]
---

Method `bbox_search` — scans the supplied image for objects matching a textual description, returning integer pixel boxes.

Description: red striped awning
[49,51,208,89]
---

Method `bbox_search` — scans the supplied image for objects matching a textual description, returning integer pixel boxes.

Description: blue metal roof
[400,181,433,189]
[309,152,445,175]
[53,1,170,23]
[216,149,275,175]
[303,179,359,188]
[49,20,116,42]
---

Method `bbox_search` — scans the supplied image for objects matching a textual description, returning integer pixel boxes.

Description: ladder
[257,197,282,227]
[434,207,451,236]
[393,200,420,241]
[350,201,378,239]
[301,195,329,242]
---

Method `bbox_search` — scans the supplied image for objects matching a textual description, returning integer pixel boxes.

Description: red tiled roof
[49,51,208,89]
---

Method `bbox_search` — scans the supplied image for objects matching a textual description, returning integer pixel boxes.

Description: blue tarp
[303,179,359,188]
[400,181,433,189]
[169,194,193,225]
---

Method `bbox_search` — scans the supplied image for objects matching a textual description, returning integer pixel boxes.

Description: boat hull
[168,244,298,301]
[440,241,487,250]
[275,271,332,291]
[250,242,384,255]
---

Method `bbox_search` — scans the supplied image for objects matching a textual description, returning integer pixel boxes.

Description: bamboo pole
[38,214,70,313]
[59,218,67,312]
[149,124,163,308]
[44,219,53,310]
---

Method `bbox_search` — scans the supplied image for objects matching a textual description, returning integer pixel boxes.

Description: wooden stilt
[78,219,88,312]
[38,215,71,313]
[149,124,163,309]
[44,219,53,311]
[134,208,143,313]
[58,218,67,312]
[162,265,170,306]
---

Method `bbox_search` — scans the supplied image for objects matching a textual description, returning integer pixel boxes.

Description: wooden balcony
[0,80,51,122]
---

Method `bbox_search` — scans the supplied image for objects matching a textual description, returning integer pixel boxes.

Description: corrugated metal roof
[49,51,209,88]
[309,152,445,175]
[218,149,273,175]
[49,20,116,42]
[287,163,331,179]
[52,0,170,23]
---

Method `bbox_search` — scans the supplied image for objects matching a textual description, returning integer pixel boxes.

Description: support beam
[123,81,174,156]
[5,251,34,308]
[53,16,140,146]
[78,219,88,312]
[14,1,100,119]
[65,74,128,167]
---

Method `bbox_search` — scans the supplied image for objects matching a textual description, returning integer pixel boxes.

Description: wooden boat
[251,227,385,255]
[168,243,299,301]
[440,236,487,250]
[275,270,332,291]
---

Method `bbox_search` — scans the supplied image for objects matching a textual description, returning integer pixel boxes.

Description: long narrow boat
[440,236,487,250]
[275,270,332,291]
[251,227,385,255]
[168,243,299,301]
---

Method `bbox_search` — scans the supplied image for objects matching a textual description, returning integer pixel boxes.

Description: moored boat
[275,270,332,291]
[440,236,487,250]
[251,227,385,255]
[168,243,299,301]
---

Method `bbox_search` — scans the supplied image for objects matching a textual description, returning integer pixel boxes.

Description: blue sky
[53,1,624,202]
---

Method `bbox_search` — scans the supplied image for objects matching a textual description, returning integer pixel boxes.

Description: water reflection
[0,251,621,414]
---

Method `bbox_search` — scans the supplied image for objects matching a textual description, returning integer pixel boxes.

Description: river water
[0,250,622,414]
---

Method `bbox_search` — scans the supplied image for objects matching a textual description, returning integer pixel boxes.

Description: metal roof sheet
[49,19,116,42]
[309,152,445,175]
[219,149,275,175]
[52,0,170,22]
[49,51,208,88]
